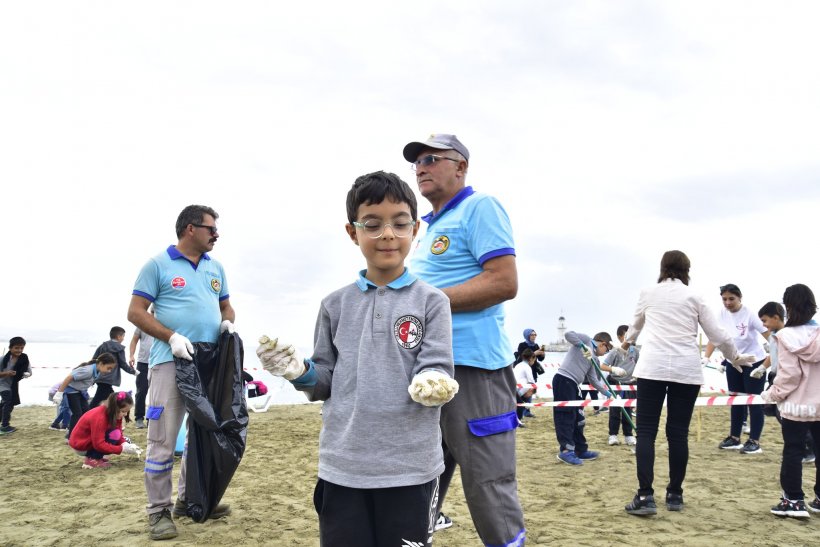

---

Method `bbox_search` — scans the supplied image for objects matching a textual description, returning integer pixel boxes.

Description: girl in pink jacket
[762,283,820,518]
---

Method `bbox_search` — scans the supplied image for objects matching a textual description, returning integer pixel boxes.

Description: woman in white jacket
[622,250,753,516]
[761,283,820,518]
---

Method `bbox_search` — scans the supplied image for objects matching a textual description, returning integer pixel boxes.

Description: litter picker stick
[579,343,637,431]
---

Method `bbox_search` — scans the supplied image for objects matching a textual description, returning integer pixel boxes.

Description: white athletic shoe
[625,436,637,446]
[434,513,453,531]
[608,435,620,446]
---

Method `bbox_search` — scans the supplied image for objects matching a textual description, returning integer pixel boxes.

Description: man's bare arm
[441,255,517,313]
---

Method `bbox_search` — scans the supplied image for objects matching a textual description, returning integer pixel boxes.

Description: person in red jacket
[69,391,142,469]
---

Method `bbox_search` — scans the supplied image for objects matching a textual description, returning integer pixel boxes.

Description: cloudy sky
[2,1,819,355]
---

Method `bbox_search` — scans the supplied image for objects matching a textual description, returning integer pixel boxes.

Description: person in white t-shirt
[705,283,770,454]
[513,349,538,426]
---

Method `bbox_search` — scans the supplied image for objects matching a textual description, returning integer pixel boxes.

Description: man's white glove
[715,363,726,373]
[730,353,756,373]
[23,370,32,378]
[700,357,711,367]
[53,391,63,406]
[220,320,235,334]
[610,366,626,377]
[760,389,774,403]
[750,364,767,379]
[121,442,142,455]
[169,332,194,360]
[408,371,459,407]
[257,336,307,380]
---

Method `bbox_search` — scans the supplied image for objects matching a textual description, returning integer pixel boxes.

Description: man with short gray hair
[404,134,525,546]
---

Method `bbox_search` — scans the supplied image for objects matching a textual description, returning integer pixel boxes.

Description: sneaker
[771,498,810,518]
[149,508,178,540]
[803,453,816,464]
[808,498,820,513]
[49,424,62,431]
[608,435,620,446]
[0,425,17,435]
[557,451,583,465]
[625,436,637,446]
[135,418,146,429]
[173,498,232,519]
[516,419,526,428]
[718,436,743,450]
[523,409,535,418]
[575,450,599,461]
[625,493,657,516]
[740,440,762,454]
[666,492,684,511]
[82,457,111,469]
[743,421,751,434]
[434,512,453,531]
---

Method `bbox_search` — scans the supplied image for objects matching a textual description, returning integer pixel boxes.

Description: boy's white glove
[610,366,626,377]
[581,347,593,360]
[759,389,774,403]
[750,364,767,379]
[257,336,307,380]
[220,320,235,334]
[169,332,194,360]
[121,442,142,455]
[730,353,756,373]
[53,391,63,406]
[408,371,459,407]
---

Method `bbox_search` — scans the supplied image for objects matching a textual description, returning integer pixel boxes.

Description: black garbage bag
[175,331,248,522]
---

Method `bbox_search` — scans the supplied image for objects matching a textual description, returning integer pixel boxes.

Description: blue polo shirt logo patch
[171,276,186,290]
[210,278,221,293]
[394,315,423,349]
[431,235,450,255]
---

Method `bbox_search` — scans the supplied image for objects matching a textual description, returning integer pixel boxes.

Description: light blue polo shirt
[410,186,515,370]
[132,245,229,367]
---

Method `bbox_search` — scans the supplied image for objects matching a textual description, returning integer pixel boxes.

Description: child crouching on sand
[53,353,117,438]
[69,390,141,469]
[257,171,457,546]
[761,284,820,518]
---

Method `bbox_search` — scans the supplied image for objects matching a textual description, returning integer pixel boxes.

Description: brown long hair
[104,391,134,428]
[658,250,690,285]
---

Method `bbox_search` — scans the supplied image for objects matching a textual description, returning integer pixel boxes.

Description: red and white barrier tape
[517,383,738,395]
[521,394,765,408]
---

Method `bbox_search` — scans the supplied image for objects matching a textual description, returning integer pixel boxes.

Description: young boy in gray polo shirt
[257,171,457,547]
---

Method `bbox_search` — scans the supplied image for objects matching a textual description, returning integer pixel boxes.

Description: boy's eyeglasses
[193,224,218,236]
[352,219,416,239]
[410,154,460,172]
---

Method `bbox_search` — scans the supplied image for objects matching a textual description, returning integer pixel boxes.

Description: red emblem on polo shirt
[171,276,186,289]
[394,315,423,349]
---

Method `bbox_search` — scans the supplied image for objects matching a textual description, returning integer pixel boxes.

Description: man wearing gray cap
[403,134,525,546]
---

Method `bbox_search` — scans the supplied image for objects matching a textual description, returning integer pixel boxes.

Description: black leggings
[67,392,89,436]
[635,378,700,497]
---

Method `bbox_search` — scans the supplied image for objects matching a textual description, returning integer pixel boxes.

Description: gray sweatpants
[144,361,187,515]
[437,365,526,546]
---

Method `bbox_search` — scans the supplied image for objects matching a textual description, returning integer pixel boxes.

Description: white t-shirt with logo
[718,305,767,360]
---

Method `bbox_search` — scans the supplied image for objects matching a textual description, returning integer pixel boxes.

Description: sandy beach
[1,403,817,546]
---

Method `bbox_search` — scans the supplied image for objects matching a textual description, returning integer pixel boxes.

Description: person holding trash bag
[127,204,237,541]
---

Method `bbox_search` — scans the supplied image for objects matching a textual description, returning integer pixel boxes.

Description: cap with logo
[403,133,470,163]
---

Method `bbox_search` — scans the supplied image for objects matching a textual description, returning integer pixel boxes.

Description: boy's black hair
[593,332,613,345]
[346,171,417,224]
[175,204,219,238]
[520,348,535,360]
[758,302,785,321]
[9,336,26,347]
[616,325,629,337]
[783,284,817,327]
[110,326,126,339]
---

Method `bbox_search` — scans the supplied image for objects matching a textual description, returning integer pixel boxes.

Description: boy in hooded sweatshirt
[761,284,820,518]
[89,326,136,408]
